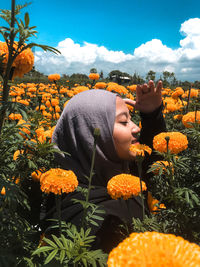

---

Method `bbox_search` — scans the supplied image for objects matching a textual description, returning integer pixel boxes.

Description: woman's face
[113,96,141,160]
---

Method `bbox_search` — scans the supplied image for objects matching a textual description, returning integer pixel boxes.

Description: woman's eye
[120,121,128,125]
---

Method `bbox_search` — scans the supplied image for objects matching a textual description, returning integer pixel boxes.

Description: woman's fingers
[149,80,155,93]
[156,80,163,94]
[123,98,136,107]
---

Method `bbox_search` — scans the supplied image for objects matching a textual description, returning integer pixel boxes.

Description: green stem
[186,85,191,114]
[137,159,145,220]
[81,128,99,228]
[0,0,16,136]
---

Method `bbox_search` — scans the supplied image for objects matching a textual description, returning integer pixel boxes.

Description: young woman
[41,80,166,252]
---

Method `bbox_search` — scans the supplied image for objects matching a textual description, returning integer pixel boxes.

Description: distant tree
[99,70,104,79]
[70,73,89,82]
[90,68,97,73]
[131,72,145,84]
[146,70,156,82]
[62,74,70,80]
[162,71,175,87]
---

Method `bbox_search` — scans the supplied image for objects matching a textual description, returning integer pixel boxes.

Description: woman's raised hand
[124,80,163,113]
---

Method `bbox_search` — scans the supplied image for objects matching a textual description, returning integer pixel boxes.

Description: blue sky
[1,0,200,81]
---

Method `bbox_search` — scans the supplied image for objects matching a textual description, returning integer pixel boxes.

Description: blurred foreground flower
[182,111,200,128]
[107,174,147,200]
[153,132,188,154]
[40,168,78,195]
[0,41,34,79]
[129,143,152,157]
[107,231,200,266]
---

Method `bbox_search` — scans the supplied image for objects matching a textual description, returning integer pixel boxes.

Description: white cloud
[34,18,200,81]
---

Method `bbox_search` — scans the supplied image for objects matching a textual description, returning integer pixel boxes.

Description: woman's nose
[131,122,140,134]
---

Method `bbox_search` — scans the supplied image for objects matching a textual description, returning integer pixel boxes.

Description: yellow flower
[0,41,34,79]
[173,114,183,120]
[182,111,200,128]
[8,113,22,121]
[48,73,61,82]
[107,174,147,200]
[129,143,152,157]
[40,168,78,195]
[151,160,173,175]
[31,170,43,181]
[94,82,107,89]
[147,192,166,213]
[153,132,188,154]
[88,73,100,80]
[107,231,200,266]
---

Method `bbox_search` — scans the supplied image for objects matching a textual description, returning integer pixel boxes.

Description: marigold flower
[40,168,78,195]
[173,114,183,120]
[17,119,31,138]
[182,111,200,128]
[8,113,22,120]
[107,174,147,200]
[1,187,6,195]
[31,170,43,181]
[107,231,200,266]
[147,192,166,213]
[127,84,137,92]
[13,150,24,160]
[0,41,34,79]
[151,160,173,175]
[51,98,59,106]
[88,73,100,80]
[129,143,152,157]
[153,132,188,154]
[94,82,107,89]
[48,74,61,82]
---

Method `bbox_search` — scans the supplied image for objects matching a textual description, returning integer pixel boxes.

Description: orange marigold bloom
[48,74,61,82]
[94,82,107,89]
[107,174,147,200]
[51,98,59,106]
[182,111,200,128]
[1,187,6,195]
[147,192,166,213]
[0,41,34,79]
[173,114,183,120]
[107,231,200,267]
[151,160,173,175]
[17,119,31,138]
[129,143,152,157]
[31,170,43,181]
[8,113,22,120]
[153,132,188,154]
[127,84,137,92]
[88,73,100,80]
[40,168,78,195]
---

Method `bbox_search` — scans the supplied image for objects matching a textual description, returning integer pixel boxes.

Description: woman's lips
[131,140,140,145]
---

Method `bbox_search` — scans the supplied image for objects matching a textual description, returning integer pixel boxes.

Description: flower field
[0,2,200,266]
[0,76,200,266]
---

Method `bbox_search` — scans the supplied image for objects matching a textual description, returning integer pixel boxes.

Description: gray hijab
[52,89,129,186]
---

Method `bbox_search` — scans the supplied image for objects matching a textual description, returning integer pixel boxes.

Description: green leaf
[44,249,58,265]
[43,237,58,248]
[52,234,64,248]
[61,234,68,249]
[32,246,53,255]
[60,249,65,264]
[24,12,29,27]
